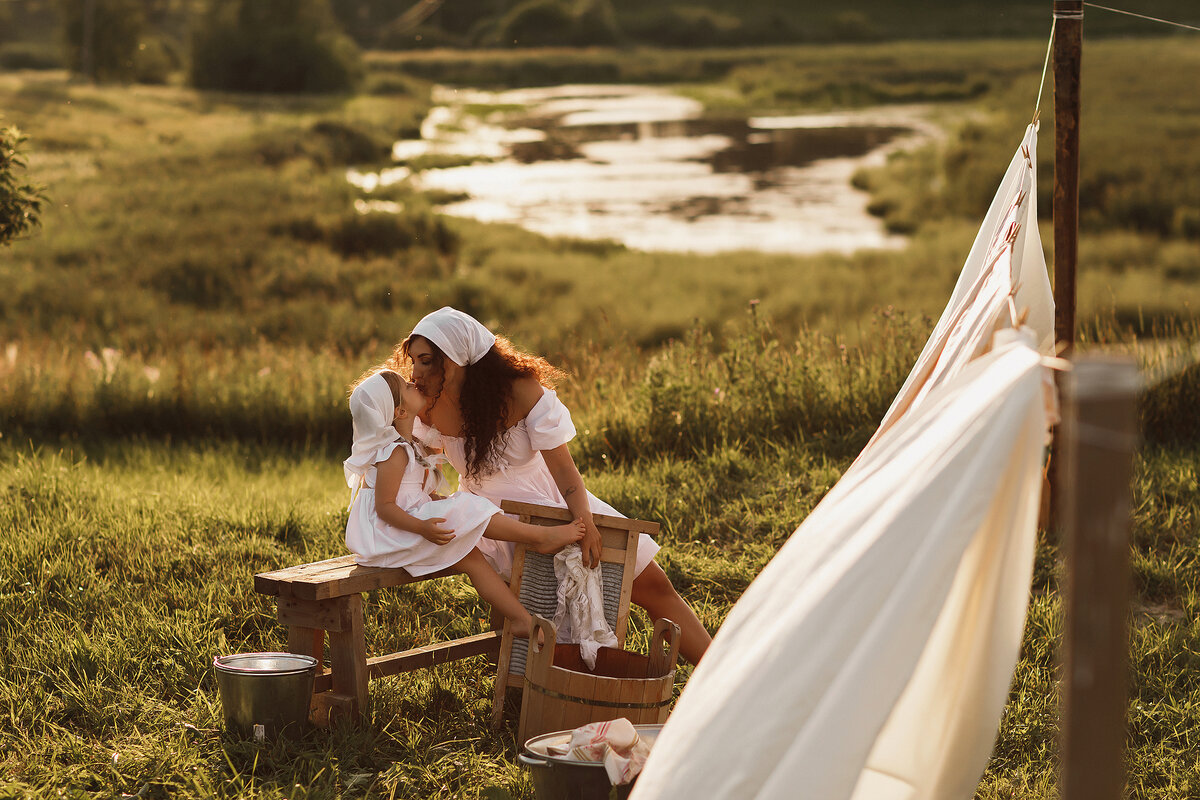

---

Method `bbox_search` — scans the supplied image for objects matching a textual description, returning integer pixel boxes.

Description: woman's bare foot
[533,518,587,554]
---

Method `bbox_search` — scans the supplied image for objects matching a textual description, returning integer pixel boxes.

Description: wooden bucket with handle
[518,615,680,744]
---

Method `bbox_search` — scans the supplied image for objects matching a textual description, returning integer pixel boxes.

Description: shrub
[242,120,387,167]
[130,35,180,85]
[364,73,416,96]
[325,210,459,258]
[0,42,64,70]
[190,0,364,94]
[828,11,882,42]
[309,120,390,165]
[58,0,145,83]
[477,0,622,47]
[621,6,744,48]
[149,255,250,309]
[377,23,468,51]
[1,125,46,246]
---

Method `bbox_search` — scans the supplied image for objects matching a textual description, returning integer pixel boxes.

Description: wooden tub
[519,616,680,743]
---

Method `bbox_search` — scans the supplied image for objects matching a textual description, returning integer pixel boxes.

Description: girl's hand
[420,517,455,545]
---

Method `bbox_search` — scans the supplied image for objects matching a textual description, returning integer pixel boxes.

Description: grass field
[2,37,1199,798]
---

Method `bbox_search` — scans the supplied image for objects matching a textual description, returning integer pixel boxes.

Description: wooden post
[1049,0,1084,529]
[1058,356,1137,800]
[1052,0,1082,357]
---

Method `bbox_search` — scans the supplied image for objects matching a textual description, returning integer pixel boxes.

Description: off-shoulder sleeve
[526,388,577,451]
[413,416,444,449]
[374,440,405,466]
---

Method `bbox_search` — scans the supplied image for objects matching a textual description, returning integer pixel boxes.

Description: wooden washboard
[490,500,660,729]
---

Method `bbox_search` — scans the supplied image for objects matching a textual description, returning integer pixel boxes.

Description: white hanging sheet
[631,331,1050,800]
[631,125,1057,800]
[866,123,1054,450]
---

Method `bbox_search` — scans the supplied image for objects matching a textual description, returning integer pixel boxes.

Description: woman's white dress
[344,438,501,576]
[416,388,660,579]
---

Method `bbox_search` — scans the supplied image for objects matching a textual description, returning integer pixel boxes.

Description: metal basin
[520,724,664,800]
[213,652,317,738]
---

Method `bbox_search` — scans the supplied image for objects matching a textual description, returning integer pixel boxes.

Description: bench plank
[257,558,459,602]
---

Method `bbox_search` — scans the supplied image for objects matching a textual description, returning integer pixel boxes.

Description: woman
[386,306,712,665]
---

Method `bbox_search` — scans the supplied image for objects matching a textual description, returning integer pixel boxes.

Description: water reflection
[352,85,939,255]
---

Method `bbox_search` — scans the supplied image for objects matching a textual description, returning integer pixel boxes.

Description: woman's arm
[542,444,603,568]
[374,448,455,545]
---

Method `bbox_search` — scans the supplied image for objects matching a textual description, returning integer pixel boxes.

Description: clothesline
[1037,1,1198,114]
[1083,2,1200,33]
[1033,18,1057,116]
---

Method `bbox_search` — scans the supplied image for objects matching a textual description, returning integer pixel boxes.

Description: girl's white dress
[416,387,660,580]
[344,438,501,576]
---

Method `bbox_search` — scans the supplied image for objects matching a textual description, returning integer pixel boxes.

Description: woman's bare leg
[484,514,586,554]
[630,560,712,665]
[455,548,532,637]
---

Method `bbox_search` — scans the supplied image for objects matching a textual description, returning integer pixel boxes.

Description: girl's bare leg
[484,514,586,554]
[455,548,532,637]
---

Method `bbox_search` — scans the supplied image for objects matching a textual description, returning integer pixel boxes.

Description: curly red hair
[385,334,565,481]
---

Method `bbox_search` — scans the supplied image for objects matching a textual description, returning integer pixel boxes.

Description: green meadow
[2,37,1198,798]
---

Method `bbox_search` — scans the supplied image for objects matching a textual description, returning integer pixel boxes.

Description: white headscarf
[343,372,400,491]
[411,306,496,366]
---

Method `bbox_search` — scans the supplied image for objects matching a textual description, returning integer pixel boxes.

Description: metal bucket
[213,652,317,738]
[519,724,663,800]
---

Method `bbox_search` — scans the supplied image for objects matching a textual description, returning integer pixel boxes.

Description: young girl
[343,369,585,637]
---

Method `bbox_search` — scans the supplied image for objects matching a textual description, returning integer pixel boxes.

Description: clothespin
[1042,356,1073,371]
[1005,221,1021,245]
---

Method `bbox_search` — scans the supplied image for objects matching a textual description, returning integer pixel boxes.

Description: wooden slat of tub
[499,501,661,535]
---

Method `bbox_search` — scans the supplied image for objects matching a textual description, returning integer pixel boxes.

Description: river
[348,85,940,256]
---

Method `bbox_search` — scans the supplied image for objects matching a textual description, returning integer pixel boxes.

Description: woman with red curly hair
[387,307,712,664]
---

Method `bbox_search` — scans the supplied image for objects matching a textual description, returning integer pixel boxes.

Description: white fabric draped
[631,124,1055,800]
[866,123,1053,449]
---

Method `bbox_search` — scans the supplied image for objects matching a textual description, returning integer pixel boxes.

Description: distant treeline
[3,0,1199,61]
[335,0,1200,49]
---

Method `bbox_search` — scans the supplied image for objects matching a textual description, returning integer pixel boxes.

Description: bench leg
[328,594,369,720]
[287,625,325,665]
[286,625,326,725]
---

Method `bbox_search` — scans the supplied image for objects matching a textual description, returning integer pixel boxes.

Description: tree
[59,0,146,82]
[191,0,363,93]
[1,125,47,246]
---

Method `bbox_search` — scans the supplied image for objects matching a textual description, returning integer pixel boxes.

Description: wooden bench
[254,500,659,727]
[254,556,503,725]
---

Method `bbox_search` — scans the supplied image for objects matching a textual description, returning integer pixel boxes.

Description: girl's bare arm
[374,448,454,545]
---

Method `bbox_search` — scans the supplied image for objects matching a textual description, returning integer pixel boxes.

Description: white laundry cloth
[631,330,1053,800]
[863,123,1054,452]
[547,718,653,785]
[632,124,1057,800]
[553,543,618,669]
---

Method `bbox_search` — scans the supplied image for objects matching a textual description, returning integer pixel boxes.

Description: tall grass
[1,315,1196,797]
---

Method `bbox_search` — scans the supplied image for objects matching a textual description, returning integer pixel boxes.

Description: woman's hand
[542,443,602,568]
[418,517,455,545]
[579,517,603,568]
